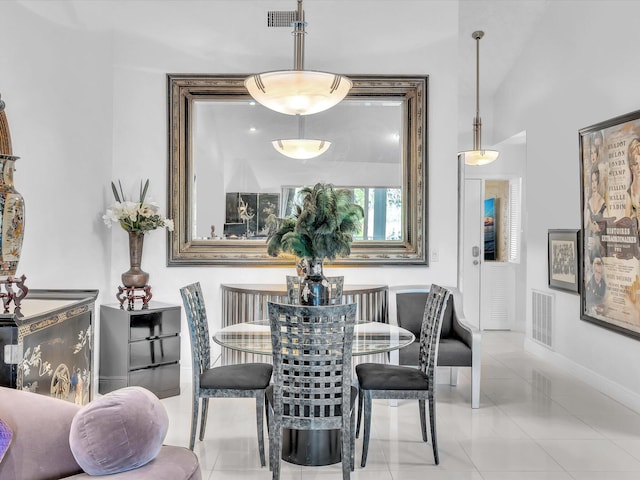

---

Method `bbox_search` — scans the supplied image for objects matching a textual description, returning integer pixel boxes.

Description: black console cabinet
[0,289,98,404]
[99,302,181,399]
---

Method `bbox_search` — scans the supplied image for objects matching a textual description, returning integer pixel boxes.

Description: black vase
[299,258,329,305]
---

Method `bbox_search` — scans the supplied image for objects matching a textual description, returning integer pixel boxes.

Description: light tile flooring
[161,332,640,479]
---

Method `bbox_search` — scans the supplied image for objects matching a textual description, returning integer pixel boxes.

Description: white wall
[0,2,113,294]
[494,0,640,409]
[0,1,460,385]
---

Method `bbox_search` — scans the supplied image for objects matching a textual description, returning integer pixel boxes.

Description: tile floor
[161,331,640,479]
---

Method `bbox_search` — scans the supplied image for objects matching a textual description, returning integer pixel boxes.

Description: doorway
[459,133,527,332]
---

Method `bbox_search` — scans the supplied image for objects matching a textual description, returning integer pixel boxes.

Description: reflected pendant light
[460,31,499,166]
[245,0,352,116]
[272,115,330,160]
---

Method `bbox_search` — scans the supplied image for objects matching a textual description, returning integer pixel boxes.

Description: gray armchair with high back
[388,285,481,408]
[355,284,451,467]
[180,282,273,464]
[285,275,345,304]
[266,301,357,480]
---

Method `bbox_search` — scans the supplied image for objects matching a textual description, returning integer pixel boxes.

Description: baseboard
[524,337,640,414]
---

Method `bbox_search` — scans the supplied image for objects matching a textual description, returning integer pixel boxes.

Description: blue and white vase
[0,154,25,277]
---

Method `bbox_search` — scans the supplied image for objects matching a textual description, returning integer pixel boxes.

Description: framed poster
[580,109,640,339]
[548,229,580,293]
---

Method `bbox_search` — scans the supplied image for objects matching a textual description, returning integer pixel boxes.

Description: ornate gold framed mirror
[167,74,428,266]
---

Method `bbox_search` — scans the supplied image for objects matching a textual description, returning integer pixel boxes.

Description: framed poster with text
[580,109,640,339]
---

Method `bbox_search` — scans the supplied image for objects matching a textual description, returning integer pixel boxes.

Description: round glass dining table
[213,320,415,356]
[212,320,415,467]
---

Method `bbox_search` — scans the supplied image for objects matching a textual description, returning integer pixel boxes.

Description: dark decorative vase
[121,231,149,288]
[299,257,329,306]
[0,154,25,277]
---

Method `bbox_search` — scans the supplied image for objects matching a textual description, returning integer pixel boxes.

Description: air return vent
[267,10,298,28]
[532,289,553,349]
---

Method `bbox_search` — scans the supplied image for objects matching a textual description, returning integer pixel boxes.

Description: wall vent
[267,10,298,28]
[532,289,553,349]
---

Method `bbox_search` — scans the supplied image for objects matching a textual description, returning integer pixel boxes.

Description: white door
[462,178,483,329]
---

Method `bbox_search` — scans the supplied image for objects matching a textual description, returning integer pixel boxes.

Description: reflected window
[282,186,402,241]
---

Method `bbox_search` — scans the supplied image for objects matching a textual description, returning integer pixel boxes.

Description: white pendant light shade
[461,149,500,166]
[245,0,350,116]
[272,138,331,160]
[245,70,351,116]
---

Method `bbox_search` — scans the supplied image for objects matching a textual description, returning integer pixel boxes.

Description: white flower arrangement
[102,179,174,234]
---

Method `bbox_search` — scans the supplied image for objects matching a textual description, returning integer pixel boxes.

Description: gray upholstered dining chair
[266,301,357,480]
[389,285,481,408]
[285,275,344,304]
[355,284,451,467]
[180,282,273,465]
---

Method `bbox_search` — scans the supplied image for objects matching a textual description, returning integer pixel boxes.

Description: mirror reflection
[168,75,427,266]
[193,99,402,241]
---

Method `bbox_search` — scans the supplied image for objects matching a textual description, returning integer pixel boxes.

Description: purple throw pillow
[69,387,168,475]
[0,418,12,463]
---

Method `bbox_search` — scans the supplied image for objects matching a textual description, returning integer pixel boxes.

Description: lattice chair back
[180,282,211,380]
[267,301,357,479]
[418,284,451,379]
[285,275,345,305]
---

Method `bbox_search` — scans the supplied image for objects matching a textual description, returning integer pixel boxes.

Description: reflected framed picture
[548,229,580,294]
[579,110,640,340]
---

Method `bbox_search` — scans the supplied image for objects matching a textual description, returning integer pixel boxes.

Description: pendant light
[245,0,352,116]
[272,115,330,160]
[460,31,499,166]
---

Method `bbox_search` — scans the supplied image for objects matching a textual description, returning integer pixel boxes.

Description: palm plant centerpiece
[267,183,364,305]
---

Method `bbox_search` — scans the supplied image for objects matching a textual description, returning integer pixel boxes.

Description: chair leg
[350,405,356,472]
[255,392,266,467]
[449,367,459,386]
[418,399,428,442]
[356,387,363,438]
[342,418,351,480]
[428,393,439,465]
[189,394,199,450]
[361,391,372,468]
[199,398,209,441]
[471,365,481,409]
[269,420,281,480]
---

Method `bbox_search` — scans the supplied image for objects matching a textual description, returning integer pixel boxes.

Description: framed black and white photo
[548,229,580,294]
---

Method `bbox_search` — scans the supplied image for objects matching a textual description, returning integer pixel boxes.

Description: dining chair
[388,285,481,408]
[355,284,451,467]
[285,275,345,304]
[266,301,357,480]
[180,282,273,465]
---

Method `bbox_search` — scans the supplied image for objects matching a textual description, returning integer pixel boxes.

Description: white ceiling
[458,0,550,97]
[458,0,551,145]
[15,0,552,146]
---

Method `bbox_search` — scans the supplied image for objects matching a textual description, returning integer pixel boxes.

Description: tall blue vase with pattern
[0,154,25,277]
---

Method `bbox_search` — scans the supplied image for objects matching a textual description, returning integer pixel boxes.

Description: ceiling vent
[267,10,298,28]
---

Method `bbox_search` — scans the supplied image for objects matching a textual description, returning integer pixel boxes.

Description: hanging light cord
[293,0,306,70]
[472,30,484,151]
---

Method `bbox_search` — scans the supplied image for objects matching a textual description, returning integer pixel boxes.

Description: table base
[282,428,342,466]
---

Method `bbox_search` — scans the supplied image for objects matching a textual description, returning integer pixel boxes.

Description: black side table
[99,302,181,398]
